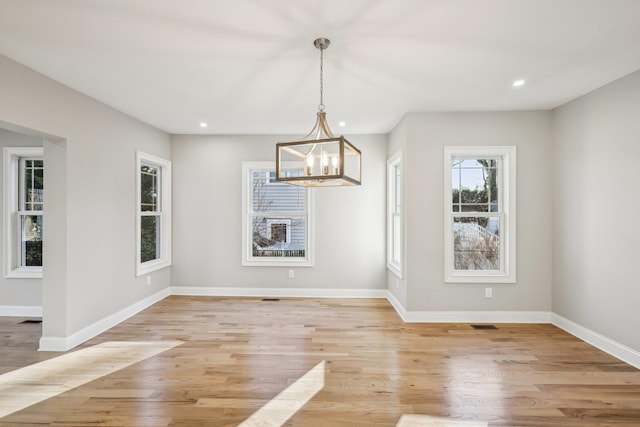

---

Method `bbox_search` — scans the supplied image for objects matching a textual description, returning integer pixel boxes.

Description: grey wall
[394,111,553,312]
[171,134,387,291]
[0,54,171,340]
[2,47,638,358]
[552,69,640,352]
[0,128,43,307]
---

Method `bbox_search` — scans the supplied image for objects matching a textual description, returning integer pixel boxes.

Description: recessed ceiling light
[338,121,346,127]
[200,122,208,128]
[512,79,526,87]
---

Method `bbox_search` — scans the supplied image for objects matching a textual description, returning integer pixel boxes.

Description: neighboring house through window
[267,218,291,244]
[444,146,516,283]
[387,151,403,278]
[3,147,44,278]
[242,161,313,266]
[136,151,171,276]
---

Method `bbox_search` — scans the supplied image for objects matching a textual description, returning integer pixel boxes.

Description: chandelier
[276,38,361,186]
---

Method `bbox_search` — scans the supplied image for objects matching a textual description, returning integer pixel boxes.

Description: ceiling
[1,0,640,135]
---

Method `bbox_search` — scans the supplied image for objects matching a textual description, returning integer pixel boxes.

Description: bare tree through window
[451,158,500,270]
[251,171,306,258]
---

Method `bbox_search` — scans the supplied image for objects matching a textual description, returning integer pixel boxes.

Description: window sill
[387,263,403,279]
[136,259,171,276]
[445,272,516,284]
[243,259,313,267]
[5,267,43,279]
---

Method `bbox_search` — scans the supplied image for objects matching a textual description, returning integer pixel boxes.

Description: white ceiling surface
[1,0,640,135]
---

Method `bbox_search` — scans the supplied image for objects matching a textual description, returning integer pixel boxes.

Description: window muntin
[387,151,403,278]
[4,147,44,278]
[242,162,312,266]
[136,152,171,276]
[444,147,515,283]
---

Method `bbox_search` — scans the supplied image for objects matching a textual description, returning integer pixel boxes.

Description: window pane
[452,157,499,213]
[251,171,306,212]
[486,160,499,209]
[394,165,401,212]
[21,215,43,267]
[453,216,500,270]
[392,213,401,263]
[461,204,489,213]
[23,160,44,211]
[140,215,160,263]
[460,167,486,194]
[252,215,305,258]
[141,165,159,212]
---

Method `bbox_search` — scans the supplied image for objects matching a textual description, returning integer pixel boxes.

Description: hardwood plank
[0,296,639,426]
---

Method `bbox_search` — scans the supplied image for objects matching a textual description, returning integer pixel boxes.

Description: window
[3,147,44,278]
[444,146,516,283]
[136,151,171,276]
[242,162,313,266]
[387,151,403,278]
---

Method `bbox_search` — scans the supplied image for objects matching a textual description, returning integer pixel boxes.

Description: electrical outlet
[288,269,294,279]
[146,276,152,285]
[485,287,492,298]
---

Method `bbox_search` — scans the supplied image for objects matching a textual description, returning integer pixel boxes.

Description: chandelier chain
[319,46,324,111]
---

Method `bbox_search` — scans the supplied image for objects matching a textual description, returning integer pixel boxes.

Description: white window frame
[386,151,403,278]
[136,151,171,276]
[444,146,516,283]
[4,147,44,278]
[242,161,313,267]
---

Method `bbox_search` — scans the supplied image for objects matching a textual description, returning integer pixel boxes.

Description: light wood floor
[1,296,639,426]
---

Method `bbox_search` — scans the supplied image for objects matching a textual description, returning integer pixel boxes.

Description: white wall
[171,134,387,292]
[552,69,640,352]
[0,55,171,342]
[396,112,553,312]
[0,128,43,308]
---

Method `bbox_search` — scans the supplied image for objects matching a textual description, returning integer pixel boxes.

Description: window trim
[242,161,313,267]
[136,151,172,276]
[443,146,516,283]
[3,146,44,278]
[386,151,403,278]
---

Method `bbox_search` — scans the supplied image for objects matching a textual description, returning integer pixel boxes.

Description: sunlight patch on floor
[237,360,325,427]
[0,340,182,418]
[397,414,488,427]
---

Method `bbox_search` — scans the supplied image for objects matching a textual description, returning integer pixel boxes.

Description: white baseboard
[402,309,551,323]
[0,305,42,317]
[389,291,639,369]
[170,286,388,299]
[32,286,640,370]
[38,288,170,352]
[38,336,68,352]
[386,291,550,323]
[385,291,408,320]
[551,313,640,370]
